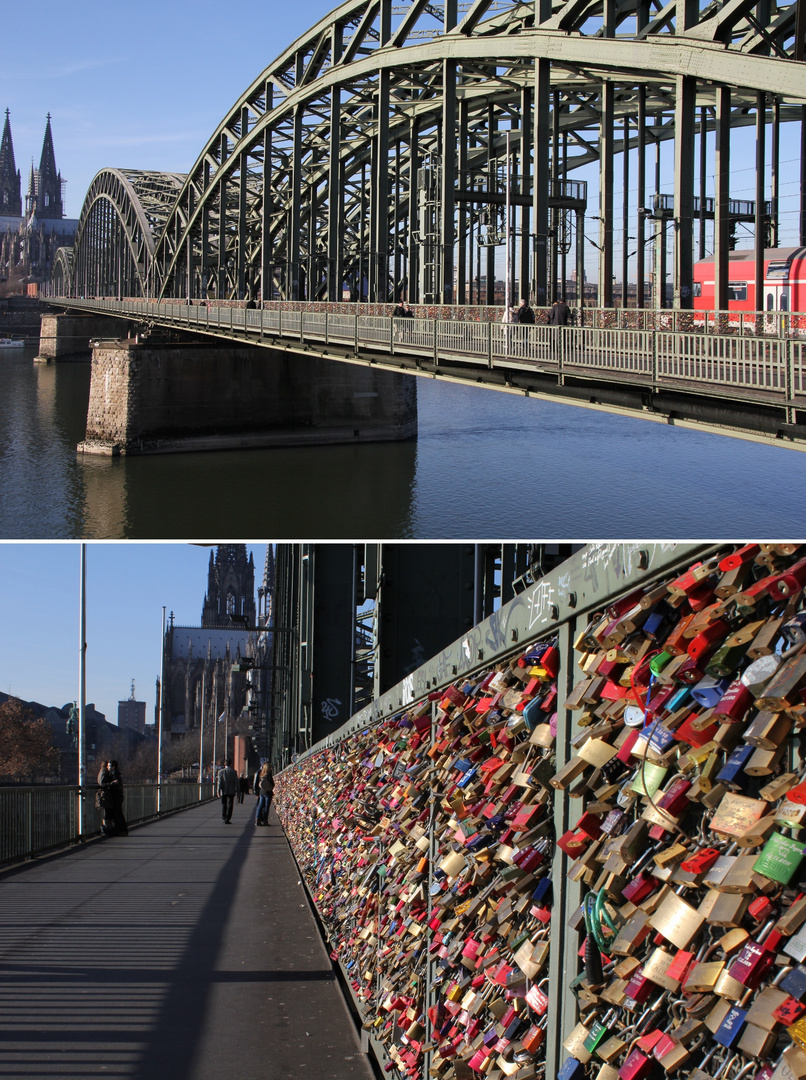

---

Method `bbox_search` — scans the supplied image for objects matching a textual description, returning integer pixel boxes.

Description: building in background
[161,546,256,754]
[118,681,147,734]
[0,111,77,295]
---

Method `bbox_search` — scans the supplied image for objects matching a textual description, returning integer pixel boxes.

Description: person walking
[217,758,238,823]
[237,774,249,804]
[255,764,274,827]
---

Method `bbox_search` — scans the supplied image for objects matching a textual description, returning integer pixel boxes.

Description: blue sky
[1,0,336,219]
[0,543,267,724]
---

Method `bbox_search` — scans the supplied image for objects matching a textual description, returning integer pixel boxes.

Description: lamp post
[158,606,165,814]
[78,545,87,839]
[198,665,206,800]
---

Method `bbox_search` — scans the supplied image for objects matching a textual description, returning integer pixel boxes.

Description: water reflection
[2,343,806,538]
[78,439,418,538]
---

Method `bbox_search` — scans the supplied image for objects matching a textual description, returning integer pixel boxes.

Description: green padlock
[753,830,805,884]
[649,650,673,677]
[705,642,749,678]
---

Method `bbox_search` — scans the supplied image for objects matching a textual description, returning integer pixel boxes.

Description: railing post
[300,308,305,346]
[325,311,329,346]
[652,328,659,390]
[558,327,565,385]
[390,317,395,356]
[786,339,797,425]
[487,320,492,369]
[260,304,264,340]
[433,319,439,368]
[279,306,283,337]
[354,313,359,356]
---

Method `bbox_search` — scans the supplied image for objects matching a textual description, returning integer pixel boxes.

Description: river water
[1,343,805,538]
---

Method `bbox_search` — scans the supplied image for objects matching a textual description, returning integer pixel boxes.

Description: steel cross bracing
[63,0,806,310]
[69,169,186,298]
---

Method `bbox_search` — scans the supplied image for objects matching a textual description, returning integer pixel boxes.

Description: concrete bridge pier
[77,334,418,455]
[35,312,134,363]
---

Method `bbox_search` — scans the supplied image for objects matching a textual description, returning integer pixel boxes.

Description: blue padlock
[712,1006,748,1048]
[716,744,755,787]
[690,674,732,708]
[557,1057,587,1080]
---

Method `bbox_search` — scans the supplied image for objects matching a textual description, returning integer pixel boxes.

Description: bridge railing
[0,782,216,869]
[57,298,806,407]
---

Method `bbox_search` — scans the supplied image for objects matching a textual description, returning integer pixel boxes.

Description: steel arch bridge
[68,169,186,298]
[67,0,806,310]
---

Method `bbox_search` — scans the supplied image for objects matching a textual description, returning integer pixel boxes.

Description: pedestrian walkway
[0,799,375,1080]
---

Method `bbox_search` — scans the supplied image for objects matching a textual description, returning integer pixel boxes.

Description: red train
[693,246,806,313]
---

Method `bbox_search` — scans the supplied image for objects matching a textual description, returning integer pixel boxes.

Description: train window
[728,282,747,301]
[767,293,775,311]
[767,262,789,279]
[693,282,702,297]
[782,294,788,311]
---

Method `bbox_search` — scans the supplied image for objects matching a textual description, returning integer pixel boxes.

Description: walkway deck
[0,800,374,1080]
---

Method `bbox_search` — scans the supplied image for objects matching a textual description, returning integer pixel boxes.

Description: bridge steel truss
[68,169,187,299]
[68,0,806,311]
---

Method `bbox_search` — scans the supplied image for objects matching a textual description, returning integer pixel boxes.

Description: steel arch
[51,247,74,295]
[68,0,806,309]
[71,169,186,298]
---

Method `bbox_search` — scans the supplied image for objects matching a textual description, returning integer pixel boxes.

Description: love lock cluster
[275,542,806,1080]
[276,639,560,1080]
[556,543,806,1080]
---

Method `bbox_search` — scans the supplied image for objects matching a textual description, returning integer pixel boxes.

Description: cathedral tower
[34,114,63,219]
[201,546,257,627]
[0,109,21,217]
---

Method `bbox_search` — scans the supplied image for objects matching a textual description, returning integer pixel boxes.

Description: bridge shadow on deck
[0,802,372,1080]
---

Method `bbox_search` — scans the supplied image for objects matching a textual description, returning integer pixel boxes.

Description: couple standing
[217,759,274,825]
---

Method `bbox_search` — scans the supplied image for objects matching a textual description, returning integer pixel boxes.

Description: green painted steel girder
[65,0,806,308]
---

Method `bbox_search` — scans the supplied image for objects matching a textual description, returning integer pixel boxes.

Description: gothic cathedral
[0,110,76,294]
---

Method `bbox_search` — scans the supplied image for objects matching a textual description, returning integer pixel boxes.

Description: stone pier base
[35,313,134,362]
[77,337,418,455]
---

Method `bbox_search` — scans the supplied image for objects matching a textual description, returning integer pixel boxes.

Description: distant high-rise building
[118,681,147,734]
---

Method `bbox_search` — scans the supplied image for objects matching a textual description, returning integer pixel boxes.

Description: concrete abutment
[35,312,134,362]
[77,336,418,455]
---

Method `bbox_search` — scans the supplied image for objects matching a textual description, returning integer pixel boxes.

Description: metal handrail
[0,781,216,869]
[55,297,806,404]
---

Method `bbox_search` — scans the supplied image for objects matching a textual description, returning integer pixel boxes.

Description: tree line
[0,697,255,784]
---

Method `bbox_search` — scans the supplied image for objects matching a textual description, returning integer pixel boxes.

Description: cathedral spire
[201,545,256,627]
[35,113,62,219]
[0,109,22,217]
[25,160,36,217]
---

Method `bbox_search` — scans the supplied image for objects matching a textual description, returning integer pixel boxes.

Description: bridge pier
[77,335,418,455]
[35,312,133,363]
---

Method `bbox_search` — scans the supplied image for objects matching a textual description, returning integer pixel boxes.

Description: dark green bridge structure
[40,0,806,451]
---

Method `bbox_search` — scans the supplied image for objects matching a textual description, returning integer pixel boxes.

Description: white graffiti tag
[321,697,342,723]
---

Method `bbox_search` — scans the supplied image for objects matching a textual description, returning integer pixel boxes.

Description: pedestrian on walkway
[218,758,238,823]
[97,760,127,836]
[549,298,570,325]
[255,764,274,826]
[237,774,249,804]
[514,298,535,324]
